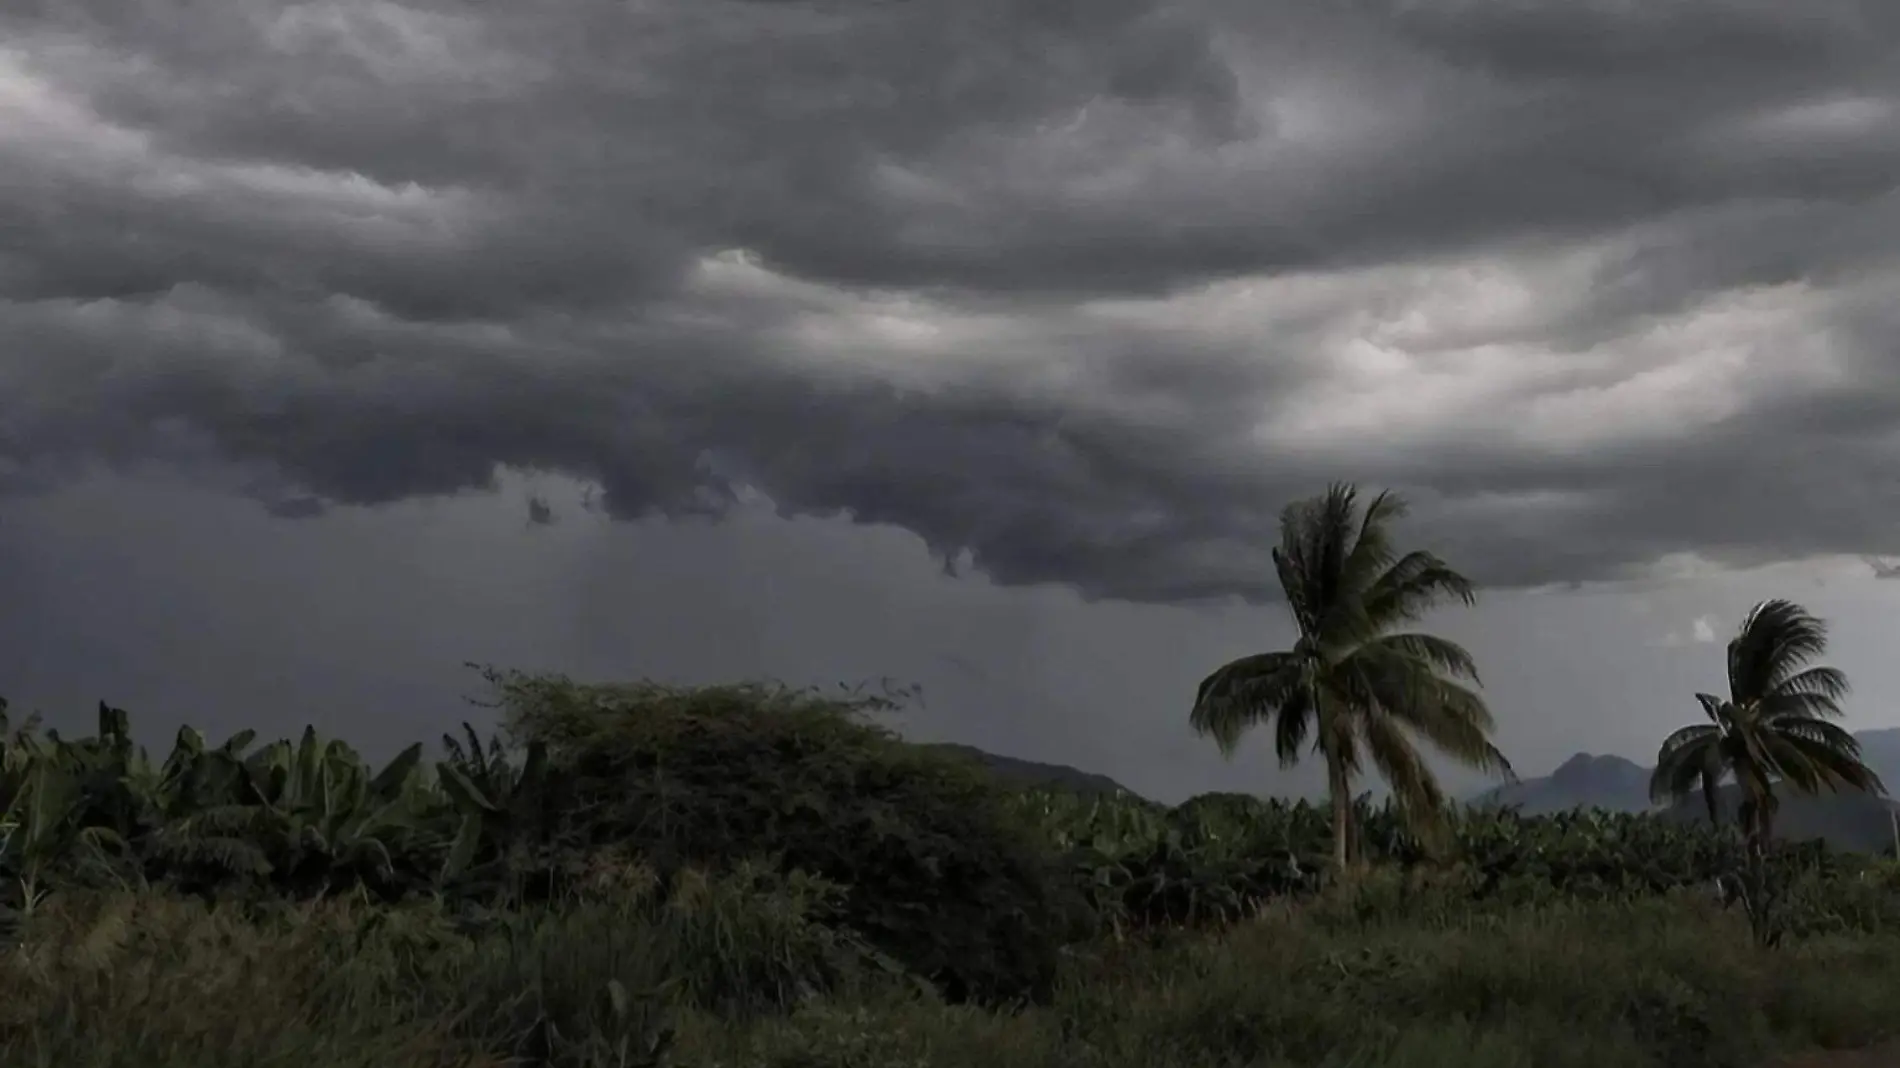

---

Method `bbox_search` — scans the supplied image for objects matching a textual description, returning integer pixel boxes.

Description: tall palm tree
[1188,483,1514,869]
[1651,599,1884,855]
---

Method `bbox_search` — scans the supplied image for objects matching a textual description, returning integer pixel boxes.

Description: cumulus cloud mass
[7,0,1900,604]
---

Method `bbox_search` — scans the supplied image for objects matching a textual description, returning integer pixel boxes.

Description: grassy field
[8,877,1900,1068]
[7,675,1900,1066]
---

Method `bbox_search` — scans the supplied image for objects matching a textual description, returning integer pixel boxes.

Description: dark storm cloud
[525,494,555,527]
[5,0,1900,604]
[1,0,1247,312]
[1358,0,1898,84]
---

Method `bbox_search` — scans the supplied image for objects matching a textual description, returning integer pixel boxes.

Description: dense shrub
[481,668,1086,1005]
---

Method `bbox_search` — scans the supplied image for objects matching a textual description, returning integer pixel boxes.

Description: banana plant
[435,731,552,888]
[249,729,433,893]
[440,722,520,805]
[154,724,257,817]
[152,726,437,897]
[0,757,83,920]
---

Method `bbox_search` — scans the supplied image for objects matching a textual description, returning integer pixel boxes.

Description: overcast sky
[6,0,1900,802]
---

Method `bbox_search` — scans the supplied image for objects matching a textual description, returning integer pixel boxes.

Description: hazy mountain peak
[1548,752,1647,789]
[923,743,1138,798]
[1469,734,1900,853]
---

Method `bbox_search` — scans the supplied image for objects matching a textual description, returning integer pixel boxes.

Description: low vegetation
[5,676,1900,1067]
[4,482,1898,1066]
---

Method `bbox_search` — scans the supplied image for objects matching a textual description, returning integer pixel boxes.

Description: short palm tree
[1188,483,1514,869]
[1651,599,1884,855]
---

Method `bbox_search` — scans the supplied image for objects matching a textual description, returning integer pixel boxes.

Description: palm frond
[1770,665,1850,701]
[1365,632,1483,686]
[1728,599,1831,702]
[1311,484,1362,610]
[1342,644,1510,778]
[1392,685,1512,778]
[1363,550,1479,631]
[1762,726,1885,797]
[1767,715,1862,756]
[1650,724,1721,809]
[1333,489,1405,610]
[1189,652,1302,757]
[1271,547,1315,637]
[1274,497,1327,634]
[1360,712,1446,828]
[1270,683,1318,767]
[1759,666,1850,721]
[1758,690,1848,722]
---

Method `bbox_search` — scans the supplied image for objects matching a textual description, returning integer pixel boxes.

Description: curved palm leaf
[1188,483,1511,868]
[1189,652,1303,758]
[1651,599,1883,851]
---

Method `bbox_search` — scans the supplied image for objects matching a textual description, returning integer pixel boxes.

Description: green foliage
[1188,482,1513,868]
[0,680,1082,1004]
[0,680,1883,977]
[1,861,885,1068]
[16,885,1900,1068]
[8,670,1900,1065]
[0,701,451,912]
[1651,599,1884,860]
[1010,789,1323,931]
[478,667,1081,1006]
[1007,784,1880,947]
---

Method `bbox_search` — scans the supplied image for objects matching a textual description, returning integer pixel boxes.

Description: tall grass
[9,877,1900,1068]
[8,675,1900,1065]
[0,861,884,1068]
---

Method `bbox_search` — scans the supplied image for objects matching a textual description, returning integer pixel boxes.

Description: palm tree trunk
[1740,789,1774,861]
[1328,755,1351,869]
[1311,681,1353,870]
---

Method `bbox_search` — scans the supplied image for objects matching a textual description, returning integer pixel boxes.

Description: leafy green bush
[1012,789,1325,931]
[481,669,1084,1005]
[0,700,454,910]
[1008,785,1862,934]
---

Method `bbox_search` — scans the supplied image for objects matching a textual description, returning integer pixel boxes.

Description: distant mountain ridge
[1469,727,1900,854]
[928,729,1900,854]
[924,743,1139,798]
[1476,752,1654,814]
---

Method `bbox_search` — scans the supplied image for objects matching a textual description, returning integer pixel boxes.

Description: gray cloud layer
[6,0,1900,603]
